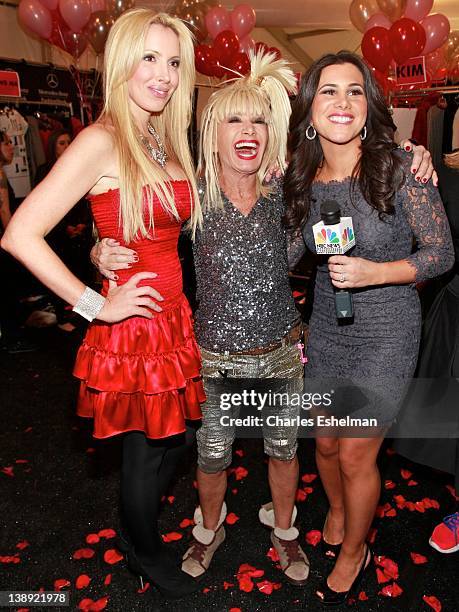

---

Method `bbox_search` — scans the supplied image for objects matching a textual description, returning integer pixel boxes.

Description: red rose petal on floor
[16,541,30,550]
[89,596,108,611]
[104,574,112,586]
[393,494,406,508]
[167,495,175,504]
[423,595,442,611]
[376,568,391,583]
[301,473,317,483]
[375,556,399,580]
[17,608,29,612]
[257,579,274,595]
[237,563,264,578]
[410,552,428,564]
[54,578,71,591]
[229,609,242,612]
[202,587,211,593]
[73,548,95,560]
[296,488,308,502]
[234,466,249,481]
[446,485,458,500]
[162,532,183,543]
[238,576,254,592]
[406,501,416,511]
[223,581,234,590]
[385,508,397,517]
[408,480,418,486]
[137,581,150,593]
[358,591,369,600]
[1,466,14,477]
[379,582,403,597]
[424,498,440,510]
[415,501,426,513]
[76,574,91,589]
[103,549,123,564]
[305,530,322,546]
[401,469,412,479]
[98,529,116,539]
[226,512,239,525]
[235,449,244,457]
[179,518,193,528]
[86,534,100,545]
[0,555,20,563]
[267,547,280,562]
[78,598,94,611]
[384,480,396,489]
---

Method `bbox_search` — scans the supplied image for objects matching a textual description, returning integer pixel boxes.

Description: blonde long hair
[198,51,297,212]
[100,8,201,242]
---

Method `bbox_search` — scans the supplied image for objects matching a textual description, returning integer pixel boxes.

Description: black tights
[121,427,195,561]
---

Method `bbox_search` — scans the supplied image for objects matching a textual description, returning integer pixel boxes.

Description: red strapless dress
[73,180,205,439]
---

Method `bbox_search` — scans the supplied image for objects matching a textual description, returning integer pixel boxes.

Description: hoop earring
[305,124,317,140]
[360,126,367,141]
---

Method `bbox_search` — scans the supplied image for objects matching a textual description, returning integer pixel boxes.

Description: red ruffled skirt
[73,294,205,439]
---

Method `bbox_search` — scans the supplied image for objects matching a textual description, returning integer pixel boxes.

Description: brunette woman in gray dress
[284,51,454,606]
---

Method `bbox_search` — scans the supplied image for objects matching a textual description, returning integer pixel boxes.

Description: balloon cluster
[17,0,131,60]
[174,1,280,78]
[349,0,459,90]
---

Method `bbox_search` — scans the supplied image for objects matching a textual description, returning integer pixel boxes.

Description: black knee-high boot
[120,430,199,598]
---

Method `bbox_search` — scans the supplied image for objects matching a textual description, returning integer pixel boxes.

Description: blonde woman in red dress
[2,8,205,599]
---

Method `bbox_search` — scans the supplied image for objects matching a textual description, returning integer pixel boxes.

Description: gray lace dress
[302,152,454,424]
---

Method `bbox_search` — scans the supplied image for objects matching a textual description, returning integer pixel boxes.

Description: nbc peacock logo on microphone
[313,219,355,255]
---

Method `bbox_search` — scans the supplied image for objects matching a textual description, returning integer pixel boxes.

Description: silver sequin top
[193,179,299,352]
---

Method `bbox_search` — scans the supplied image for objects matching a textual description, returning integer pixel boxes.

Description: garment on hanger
[392,108,417,143]
[427,105,445,169]
[0,108,31,198]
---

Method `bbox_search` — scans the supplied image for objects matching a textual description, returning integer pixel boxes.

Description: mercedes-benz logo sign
[46,73,59,89]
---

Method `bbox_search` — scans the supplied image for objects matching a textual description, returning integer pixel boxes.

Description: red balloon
[62,28,88,57]
[195,43,215,77]
[59,0,91,33]
[213,30,240,66]
[230,4,256,39]
[49,11,69,49]
[239,35,255,55]
[268,46,281,60]
[229,51,250,75]
[18,0,53,40]
[420,13,450,55]
[205,6,231,40]
[361,26,393,72]
[389,18,426,63]
[254,41,269,55]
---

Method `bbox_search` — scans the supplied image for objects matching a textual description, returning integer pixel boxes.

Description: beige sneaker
[270,527,310,586]
[182,504,226,578]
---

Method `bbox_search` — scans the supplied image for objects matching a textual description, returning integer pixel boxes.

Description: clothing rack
[0,96,73,114]
[389,85,459,105]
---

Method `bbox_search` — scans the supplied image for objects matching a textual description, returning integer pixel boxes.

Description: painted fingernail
[415,176,420,182]
[113,275,118,280]
[422,178,427,183]
[412,168,417,174]
[127,263,132,268]
[133,255,139,262]
[405,145,411,151]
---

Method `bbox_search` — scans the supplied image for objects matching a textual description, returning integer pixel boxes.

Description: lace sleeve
[287,229,306,270]
[398,158,454,282]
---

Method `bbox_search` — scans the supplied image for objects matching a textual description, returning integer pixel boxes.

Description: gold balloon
[376,0,407,22]
[106,0,135,19]
[349,0,380,33]
[86,11,114,55]
[181,4,207,43]
[443,30,459,63]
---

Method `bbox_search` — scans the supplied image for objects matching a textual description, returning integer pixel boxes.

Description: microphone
[312,200,355,319]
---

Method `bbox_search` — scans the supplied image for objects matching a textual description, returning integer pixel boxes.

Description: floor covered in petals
[0,328,457,612]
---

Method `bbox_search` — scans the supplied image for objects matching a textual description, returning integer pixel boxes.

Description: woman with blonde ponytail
[2,8,205,599]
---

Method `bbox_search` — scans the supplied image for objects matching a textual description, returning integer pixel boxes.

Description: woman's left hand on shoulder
[399,139,438,187]
[328,255,383,289]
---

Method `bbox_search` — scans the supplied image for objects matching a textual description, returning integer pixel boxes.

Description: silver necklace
[139,121,167,168]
